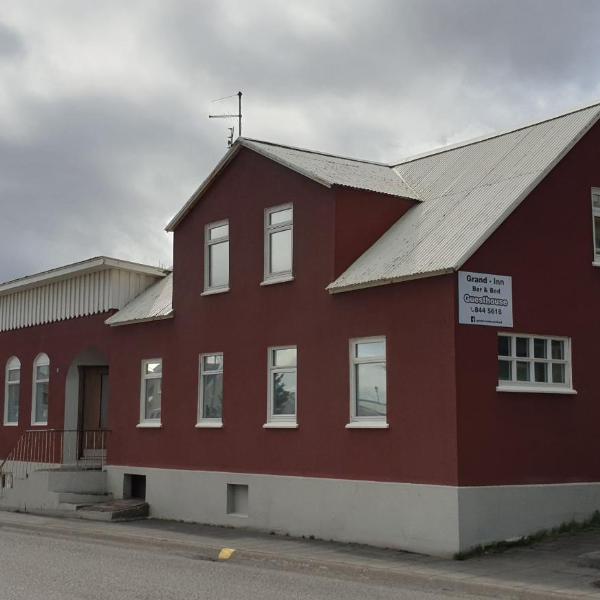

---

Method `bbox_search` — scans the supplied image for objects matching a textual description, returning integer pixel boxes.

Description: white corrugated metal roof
[329,103,600,292]
[105,273,173,326]
[240,139,420,199]
[165,138,418,231]
[0,256,168,295]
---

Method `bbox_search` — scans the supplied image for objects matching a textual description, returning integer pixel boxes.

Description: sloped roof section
[240,139,419,199]
[165,138,418,231]
[329,103,600,292]
[105,273,173,326]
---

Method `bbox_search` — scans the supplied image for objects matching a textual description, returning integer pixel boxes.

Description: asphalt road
[0,527,474,600]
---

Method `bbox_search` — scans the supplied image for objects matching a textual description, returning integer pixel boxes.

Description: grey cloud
[1,0,600,282]
[0,21,24,58]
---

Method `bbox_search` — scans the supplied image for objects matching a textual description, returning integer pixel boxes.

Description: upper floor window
[140,359,162,426]
[4,356,20,426]
[197,353,223,427]
[263,204,293,283]
[204,220,229,293]
[32,353,49,426]
[265,346,297,427]
[348,338,388,428]
[497,334,574,393]
[593,189,600,261]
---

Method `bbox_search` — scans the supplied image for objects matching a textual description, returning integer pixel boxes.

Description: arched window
[4,357,20,425]
[32,353,50,426]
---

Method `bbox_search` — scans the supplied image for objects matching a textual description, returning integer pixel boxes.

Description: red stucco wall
[0,148,459,485]
[456,120,600,486]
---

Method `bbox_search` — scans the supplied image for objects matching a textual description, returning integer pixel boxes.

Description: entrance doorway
[78,366,109,462]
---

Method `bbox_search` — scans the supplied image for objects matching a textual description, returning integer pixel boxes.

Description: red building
[1,102,600,556]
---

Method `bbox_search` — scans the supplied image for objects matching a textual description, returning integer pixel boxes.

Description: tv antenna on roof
[209,91,242,146]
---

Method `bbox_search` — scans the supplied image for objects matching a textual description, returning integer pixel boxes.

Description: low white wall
[105,466,460,556]
[458,482,600,551]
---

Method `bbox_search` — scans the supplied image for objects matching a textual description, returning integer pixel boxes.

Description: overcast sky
[1,0,599,281]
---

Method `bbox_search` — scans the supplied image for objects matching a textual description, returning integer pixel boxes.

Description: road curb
[0,514,596,599]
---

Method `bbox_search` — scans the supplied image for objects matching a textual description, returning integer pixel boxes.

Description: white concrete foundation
[106,466,600,556]
[106,466,460,556]
[458,482,600,550]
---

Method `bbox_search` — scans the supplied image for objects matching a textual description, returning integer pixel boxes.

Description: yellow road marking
[218,548,236,561]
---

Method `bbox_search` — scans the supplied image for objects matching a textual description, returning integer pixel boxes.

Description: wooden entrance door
[79,366,109,460]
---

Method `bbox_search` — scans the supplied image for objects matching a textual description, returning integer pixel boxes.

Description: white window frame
[592,188,600,264]
[203,220,230,295]
[347,337,388,429]
[262,203,294,285]
[496,333,575,394]
[264,346,298,428]
[197,352,224,428]
[4,356,20,426]
[138,358,162,427]
[31,353,50,426]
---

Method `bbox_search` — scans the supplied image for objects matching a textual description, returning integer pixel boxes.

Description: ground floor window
[140,359,162,425]
[349,337,387,426]
[266,346,297,426]
[198,353,223,426]
[32,353,49,426]
[497,334,572,391]
[4,356,20,425]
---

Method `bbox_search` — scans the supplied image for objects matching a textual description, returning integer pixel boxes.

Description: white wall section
[0,263,165,332]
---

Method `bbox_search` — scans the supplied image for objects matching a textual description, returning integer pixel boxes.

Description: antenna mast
[209,91,243,145]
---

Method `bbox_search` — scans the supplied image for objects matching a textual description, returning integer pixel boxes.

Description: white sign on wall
[458,271,513,327]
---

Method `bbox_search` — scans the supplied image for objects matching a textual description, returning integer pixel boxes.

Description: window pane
[533,338,547,359]
[144,377,162,420]
[595,216,600,252]
[273,348,296,367]
[202,373,223,419]
[209,224,228,240]
[497,336,511,357]
[7,383,19,423]
[516,361,530,382]
[145,361,161,375]
[498,360,512,381]
[35,381,48,423]
[552,363,566,384]
[7,368,19,383]
[355,362,386,417]
[593,193,600,208]
[272,371,296,415]
[356,340,385,358]
[534,362,548,383]
[209,241,229,287]
[203,355,223,371]
[515,337,529,358]
[269,229,292,274]
[269,208,292,225]
[551,340,564,360]
[37,365,50,380]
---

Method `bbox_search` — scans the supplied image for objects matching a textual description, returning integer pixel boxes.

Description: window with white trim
[497,334,572,391]
[204,220,229,292]
[32,353,49,426]
[267,347,297,425]
[140,359,162,425]
[349,338,387,425]
[593,188,600,261]
[264,205,293,282]
[4,356,20,425]
[198,353,223,426]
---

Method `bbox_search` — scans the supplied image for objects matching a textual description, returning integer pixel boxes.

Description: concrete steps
[76,498,149,522]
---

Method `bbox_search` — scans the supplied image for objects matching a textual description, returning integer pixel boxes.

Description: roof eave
[0,257,168,296]
[327,267,455,294]
[105,311,174,327]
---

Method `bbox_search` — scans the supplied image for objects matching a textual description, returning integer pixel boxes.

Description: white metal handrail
[0,428,109,488]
